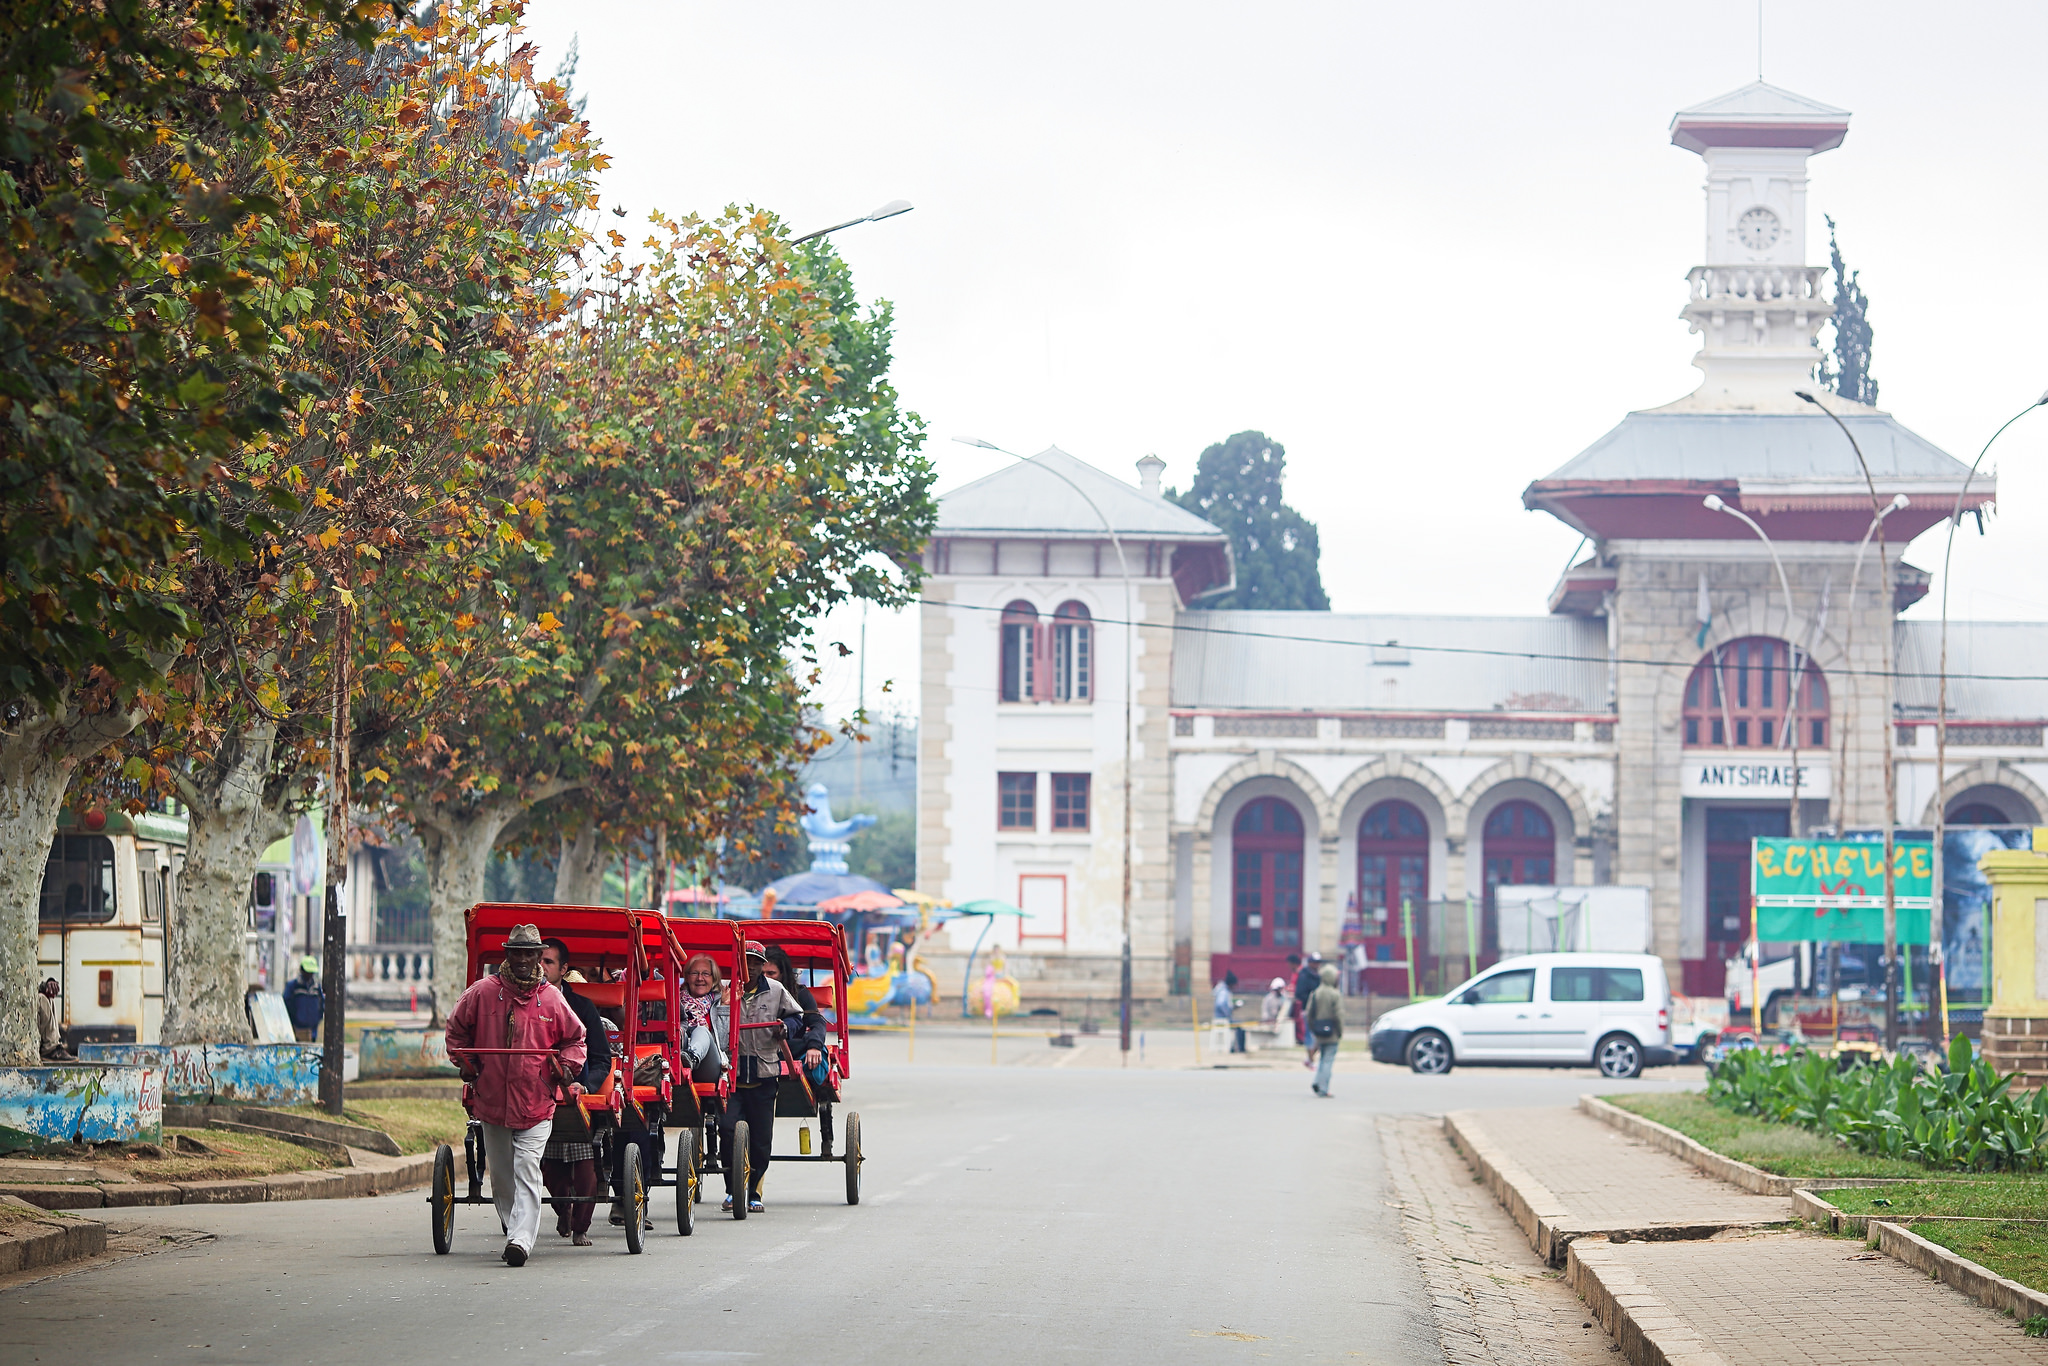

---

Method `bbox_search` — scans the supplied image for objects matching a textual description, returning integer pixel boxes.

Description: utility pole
[319,598,353,1116]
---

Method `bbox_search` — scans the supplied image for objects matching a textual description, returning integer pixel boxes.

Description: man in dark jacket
[1293,953,1323,1066]
[283,957,324,1042]
[539,938,610,1244]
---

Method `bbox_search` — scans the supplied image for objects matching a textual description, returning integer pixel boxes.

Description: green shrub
[1707,1036,2048,1172]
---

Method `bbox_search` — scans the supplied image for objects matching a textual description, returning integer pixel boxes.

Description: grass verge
[129,1128,327,1183]
[274,1098,467,1155]
[1604,1091,1925,1179]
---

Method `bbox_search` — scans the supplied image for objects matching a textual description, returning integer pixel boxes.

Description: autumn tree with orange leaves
[92,2,601,1043]
[359,216,934,1017]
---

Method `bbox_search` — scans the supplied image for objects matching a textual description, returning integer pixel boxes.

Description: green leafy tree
[0,0,376,1063]
[362,211,935,1016]
[1167,430,1328,610]
[1817,215,1878,407]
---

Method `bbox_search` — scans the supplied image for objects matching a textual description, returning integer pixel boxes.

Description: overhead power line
[920,598,2048,686]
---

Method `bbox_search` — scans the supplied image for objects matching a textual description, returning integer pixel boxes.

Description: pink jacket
[445,975,587,1130]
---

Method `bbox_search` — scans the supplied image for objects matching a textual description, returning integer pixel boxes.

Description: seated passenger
[762,945,827,1083]
[680,953,727,1083]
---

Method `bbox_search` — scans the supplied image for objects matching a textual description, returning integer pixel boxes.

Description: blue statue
[800,783,875,876]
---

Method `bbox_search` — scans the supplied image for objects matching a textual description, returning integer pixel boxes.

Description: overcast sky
[520,0,2048,722]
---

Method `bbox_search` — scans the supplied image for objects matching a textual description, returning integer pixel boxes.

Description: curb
[1444,1110,1577,1264]
[1448,1108,1789,1268]
[1567,1239,1732,1366]
[0,1197,106,1275]
[1869,1219,2048,1325]
[1578,1095,1897,1195]
[0,1149,432,1212]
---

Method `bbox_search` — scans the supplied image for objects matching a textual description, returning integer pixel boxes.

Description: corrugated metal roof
[937,446,1224,539]
[1537,412,1970,486]
[1895,621,2048,719]
[1171,613,1610,713]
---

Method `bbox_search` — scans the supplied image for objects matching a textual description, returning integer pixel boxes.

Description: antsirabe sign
[1749,837,1933,944]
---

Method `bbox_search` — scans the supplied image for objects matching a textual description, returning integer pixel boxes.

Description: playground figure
[799,783,876,876]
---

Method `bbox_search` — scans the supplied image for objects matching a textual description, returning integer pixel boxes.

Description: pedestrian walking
[719,940,807,1214]
[1294,952,1324,1066]
[282,957,323,1043]
[1307,963,1343,1096]
[445,924,586,1267]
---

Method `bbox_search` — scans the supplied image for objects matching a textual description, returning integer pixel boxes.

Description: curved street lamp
[792,199,914,244]
[1793,390,1904,1048]
[954,437,1138,1062]
[1832,493,1909,834]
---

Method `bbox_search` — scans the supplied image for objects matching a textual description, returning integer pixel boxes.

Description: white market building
[913,82,2048,1008]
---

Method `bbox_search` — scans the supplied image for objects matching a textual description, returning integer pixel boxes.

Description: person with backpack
[1306,963,1344,1097]
[1293,952,1324,1066]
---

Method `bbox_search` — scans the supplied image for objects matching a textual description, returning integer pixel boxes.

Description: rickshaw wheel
[430,1144,456,1254]
[621,1142,645,1255]
[731,1121,750,1220]
[843,1112,862,1206]
[675,1129,696,1236]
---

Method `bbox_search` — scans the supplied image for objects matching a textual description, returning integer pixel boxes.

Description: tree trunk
[418,804,523,1022]
[0,701,140,1065]
[161,721,291,1045]
[553,822,609,906]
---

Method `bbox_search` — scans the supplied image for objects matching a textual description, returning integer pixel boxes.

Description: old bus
[37,807,188,1048]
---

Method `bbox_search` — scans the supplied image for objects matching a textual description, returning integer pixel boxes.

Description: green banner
[1750,837,1932,944]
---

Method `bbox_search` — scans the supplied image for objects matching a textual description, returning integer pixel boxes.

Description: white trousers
[481,1119,552,1253]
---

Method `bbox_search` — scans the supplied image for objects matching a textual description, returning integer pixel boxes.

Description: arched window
[1949,803,2014,826]
[1232,798,1304,952]
[1482,800,1554,911]
[999,601,1039,702]
[1052,601,1092,703]
[1682,637,1829,750]
[1358,800,1428,938]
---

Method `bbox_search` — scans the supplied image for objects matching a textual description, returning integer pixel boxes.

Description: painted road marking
[753,1240,812,1265]
[904,1172,936,1187]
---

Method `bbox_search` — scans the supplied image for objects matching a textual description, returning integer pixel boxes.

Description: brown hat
[505,923,544,949]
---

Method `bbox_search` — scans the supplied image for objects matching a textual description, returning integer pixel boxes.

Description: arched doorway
[1225,797,1304,987]
[1483,800,1554,959]
[1357,800,1427,993]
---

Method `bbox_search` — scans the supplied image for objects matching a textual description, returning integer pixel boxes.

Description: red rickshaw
[428,904,740,1254]
[746,920,864,1205]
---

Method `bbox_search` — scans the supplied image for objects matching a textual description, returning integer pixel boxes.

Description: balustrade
[346,943,434,984]
[1686,264,1828,304]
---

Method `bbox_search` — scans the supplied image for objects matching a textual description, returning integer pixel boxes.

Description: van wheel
[1596,1033,1643,1080]
[1406,1030,1453,1075]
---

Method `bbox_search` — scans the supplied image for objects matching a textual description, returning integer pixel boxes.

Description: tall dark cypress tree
[1167,430,1330,610]
[1817,215,1878,406]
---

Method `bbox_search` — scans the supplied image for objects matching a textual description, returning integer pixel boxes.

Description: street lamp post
[792,199,914,244]
[1702,495,1806,838]
[955,438,1138,1063]
[1929,390,2047,1041]
[1793,391,1903,1050]
[1832,495,1909,836]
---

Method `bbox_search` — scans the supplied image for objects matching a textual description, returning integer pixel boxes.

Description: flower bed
[1710,1038,2048,1173]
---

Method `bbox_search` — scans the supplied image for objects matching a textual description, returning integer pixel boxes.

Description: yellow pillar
[1978,830,2048,1089]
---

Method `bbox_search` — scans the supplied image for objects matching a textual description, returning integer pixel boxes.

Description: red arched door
[1224,798,1304,987]
[1483,800,1554,957]
[1357,800,1427,992]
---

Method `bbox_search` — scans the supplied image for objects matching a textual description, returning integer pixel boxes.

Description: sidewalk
[1450,1104,2048,1364]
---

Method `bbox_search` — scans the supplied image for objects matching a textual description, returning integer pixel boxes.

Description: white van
[1366,952,1677,1079]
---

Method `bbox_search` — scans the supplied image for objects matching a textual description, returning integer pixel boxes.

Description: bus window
[141,870,163,923]
[40,836,116,924]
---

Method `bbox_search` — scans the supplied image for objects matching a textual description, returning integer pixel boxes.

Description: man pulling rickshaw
[444,922,587,1267]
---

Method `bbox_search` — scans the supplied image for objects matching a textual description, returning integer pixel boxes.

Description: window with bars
[997,772,1037,830]
[1051,773,1091,830]
[1682,636,1829,750]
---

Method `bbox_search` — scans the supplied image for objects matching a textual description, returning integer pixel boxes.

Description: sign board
[1750,837,1932,944]
[249,991,297,1044]
[1680,758,1830,800]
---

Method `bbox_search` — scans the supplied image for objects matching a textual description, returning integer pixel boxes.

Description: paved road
[7,1043,1703,1365]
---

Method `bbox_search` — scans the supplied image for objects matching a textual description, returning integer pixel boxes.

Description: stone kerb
[1443,1109,1575,1264]
[1870,1219,2048,1325]
[1577,1094,1896,1194]
[1566,1240,1732,1366]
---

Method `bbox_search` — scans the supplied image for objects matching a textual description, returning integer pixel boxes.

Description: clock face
[1737,206,1782,251]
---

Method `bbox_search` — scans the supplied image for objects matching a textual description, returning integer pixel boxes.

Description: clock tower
[1668,82,1852,410]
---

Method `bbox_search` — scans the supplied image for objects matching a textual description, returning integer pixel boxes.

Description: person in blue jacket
[283,957,324,1042]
